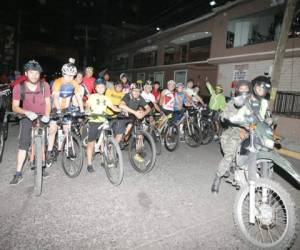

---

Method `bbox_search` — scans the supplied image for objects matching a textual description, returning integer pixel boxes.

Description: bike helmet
[167,80,176,86]
[252,76,271,99]
[120,73,127,80]
[62,58,77,76]
[130,82,142,91]
[24,60,43,73]
[144,80,152,86]
[59,83,75,98]
[85,66,94,73]
[95,77,106,85]
[176,82,184,88]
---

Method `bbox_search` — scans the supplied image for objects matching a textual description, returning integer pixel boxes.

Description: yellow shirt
[87,93,112,123]
[105,88,124,116]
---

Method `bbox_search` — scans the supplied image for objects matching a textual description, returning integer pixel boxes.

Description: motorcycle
[226,116,300,249]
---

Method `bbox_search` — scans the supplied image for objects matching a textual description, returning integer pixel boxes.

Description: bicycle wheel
[34,135,43,196]
[164,124,179,152]
[151,129,162,155]
[129,130,156,173]
[103,137,124,185]
[200,119,214,145]
[61,132,83,178]
[184,122,202,147]
[0,125,5,163]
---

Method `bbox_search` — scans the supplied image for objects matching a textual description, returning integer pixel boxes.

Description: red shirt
[83,76,95,94]
[13,81,51,114]
[152,89,160,101]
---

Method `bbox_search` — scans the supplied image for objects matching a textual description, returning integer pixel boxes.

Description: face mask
[234,92,249,108]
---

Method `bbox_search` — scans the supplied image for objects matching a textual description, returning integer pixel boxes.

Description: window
[154,72,164,86]
[133,51,157,68]
[111,54,129,70]
[136,72,145,82]
[174,70,187,84]
[148,72,154,82]
[164,47,177,65]
[189,37,211,62]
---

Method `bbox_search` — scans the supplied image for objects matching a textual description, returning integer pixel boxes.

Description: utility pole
[84,25,88,68]
[270,0,297,109]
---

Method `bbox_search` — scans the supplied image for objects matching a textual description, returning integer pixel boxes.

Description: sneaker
[30,160,36,170]
[46,151,55,165]
[42,170,50,179]
[10,175,23,185]
[134,153,144,163]
[87,165,95,173]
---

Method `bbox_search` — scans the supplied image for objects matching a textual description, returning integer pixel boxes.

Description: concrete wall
[218,57,300,96]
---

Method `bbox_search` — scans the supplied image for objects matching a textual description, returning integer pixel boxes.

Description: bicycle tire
[151,129,162,155]
[103,137,124,186]
[0,125,5,163]
[164,124,179,152]
[200,119,214,145]
[34,135,43,196]
[184,122,202,147]
[61,132,83,178]
[129,130,156,173]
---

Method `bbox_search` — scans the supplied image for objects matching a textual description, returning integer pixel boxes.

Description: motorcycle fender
[257,151,300,185]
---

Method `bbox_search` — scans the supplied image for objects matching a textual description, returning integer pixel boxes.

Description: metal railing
[274,91,300,118]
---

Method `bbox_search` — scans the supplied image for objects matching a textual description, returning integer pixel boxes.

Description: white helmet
[62,58,77,76]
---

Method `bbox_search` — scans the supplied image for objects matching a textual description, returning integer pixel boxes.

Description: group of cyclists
[8,56,273,193]
[9,58,212,185]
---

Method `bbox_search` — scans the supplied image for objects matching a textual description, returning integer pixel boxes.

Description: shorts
[19,118,32,150]
[212,110,220,123]
[88,122,103,142]
[112,118,132,135]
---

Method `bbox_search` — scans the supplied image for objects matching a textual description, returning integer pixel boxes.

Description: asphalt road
[0,124,299,250]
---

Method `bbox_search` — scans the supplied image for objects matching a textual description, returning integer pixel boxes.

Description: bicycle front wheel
[129,130,156,173]
[34,135,43,196]
[61,132,83,178]
[151,129,162,155]
[164,124,179,152]
[103,137,124,185]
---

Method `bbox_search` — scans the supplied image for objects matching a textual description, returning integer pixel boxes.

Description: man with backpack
[10,60,51,185]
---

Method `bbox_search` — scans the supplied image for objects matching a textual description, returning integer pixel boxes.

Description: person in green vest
[206,80,226,139]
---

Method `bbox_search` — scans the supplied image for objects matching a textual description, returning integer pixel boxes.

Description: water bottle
[57,129,64,150]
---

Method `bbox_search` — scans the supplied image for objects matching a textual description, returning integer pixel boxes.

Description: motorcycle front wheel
[233,178,297,250]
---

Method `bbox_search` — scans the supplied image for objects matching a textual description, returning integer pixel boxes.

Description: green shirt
[86,94,112,123]
[206,82,226,111]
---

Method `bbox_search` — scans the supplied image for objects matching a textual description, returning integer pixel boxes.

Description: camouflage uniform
[216,100,242,177]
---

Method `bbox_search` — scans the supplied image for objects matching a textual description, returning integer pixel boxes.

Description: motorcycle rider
[211,76,272,194]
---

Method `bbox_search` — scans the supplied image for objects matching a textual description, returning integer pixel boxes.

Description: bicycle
[84,114,124,185]
[176,108,202,147]
[194,106,214,145]
[47,110,84,178]
[120,115,156,173]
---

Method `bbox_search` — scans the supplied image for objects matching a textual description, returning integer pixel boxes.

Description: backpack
[20,80,45,101]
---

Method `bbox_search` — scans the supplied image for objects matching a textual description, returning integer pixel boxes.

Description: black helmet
[24,60,43,73]
[235,80,251,96]
[252,76,271,99]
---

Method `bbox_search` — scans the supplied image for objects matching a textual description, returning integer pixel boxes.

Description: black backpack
[20,81,45,101]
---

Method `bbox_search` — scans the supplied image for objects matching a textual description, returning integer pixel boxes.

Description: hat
[120,73,127,80]
[95,77,106,85]
[167,80,176,86]
[176,82,184,88]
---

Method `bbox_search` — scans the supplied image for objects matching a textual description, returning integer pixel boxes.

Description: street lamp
[209,1,216,6]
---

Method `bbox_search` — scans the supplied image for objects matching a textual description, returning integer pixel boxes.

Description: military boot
[211,174,221,194]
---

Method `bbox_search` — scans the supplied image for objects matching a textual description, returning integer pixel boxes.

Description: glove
[41,115,50,123]
[25,111,38,121]
[245,115,258,124]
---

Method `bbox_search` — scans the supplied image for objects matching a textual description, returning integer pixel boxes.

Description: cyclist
[184,79,205,107]
[85,78,120,173]
[118,82,151,162]
[206,81,226,139]
[120,73,131,94]
[141,80,162,126]
[160,80,176,115]
[83,66,96,95]
[152,81,161,102]
[10,60,51,185]
[47,58,84,162]
[73,70,88,107]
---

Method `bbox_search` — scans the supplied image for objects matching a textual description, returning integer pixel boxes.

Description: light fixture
[209,1,216,6]
[156,27,161,31]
